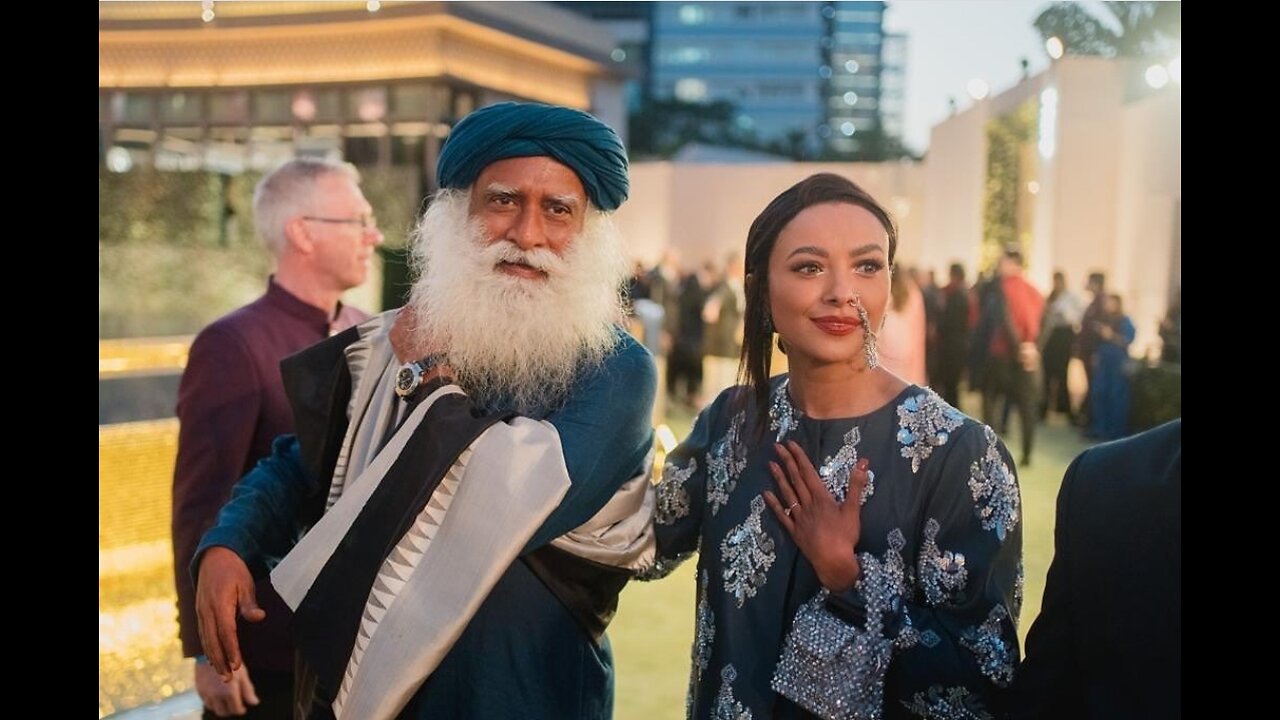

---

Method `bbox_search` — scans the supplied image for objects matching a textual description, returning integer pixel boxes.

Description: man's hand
[195,547,266,680]
[195,661,260,717]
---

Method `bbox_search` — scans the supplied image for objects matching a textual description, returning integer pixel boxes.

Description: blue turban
[436,102,629,211]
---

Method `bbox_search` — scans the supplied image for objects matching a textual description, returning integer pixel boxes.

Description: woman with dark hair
[1086,293,1136,440]
[646,174,1022,720]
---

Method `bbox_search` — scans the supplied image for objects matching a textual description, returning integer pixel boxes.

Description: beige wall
[1115,88,1181,354]
[1042,59,1127,294]
[616,162,926,273]
[924,56,1180,355]
[921,102,990,279]
[613,163,675,266]
[1041,58,1181,353]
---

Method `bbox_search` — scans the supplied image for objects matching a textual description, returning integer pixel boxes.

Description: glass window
[291,89,341,123]
[392,134,425,166]
[348,87,387,123]
[674,78,708,102]
[453,91,476,119]
[344,136,380,165]
[678,4,706,24]
[834,32,882,45]
[757,83,804,99]
[391,84,446,120]
[666,46,711,64]
[208,91,248,125]
[116,92,155,126]
[314,89,341,122]
[161,92,202,124]
[837,9,882,23]
[254,90,292,124]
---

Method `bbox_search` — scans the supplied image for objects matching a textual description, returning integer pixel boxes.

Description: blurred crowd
[627,249,1181,461]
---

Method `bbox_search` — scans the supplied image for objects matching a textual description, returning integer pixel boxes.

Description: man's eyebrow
[483,182,519,197]
[544,193,584,209]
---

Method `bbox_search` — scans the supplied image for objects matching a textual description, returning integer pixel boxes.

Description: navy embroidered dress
[648,378,1022,720]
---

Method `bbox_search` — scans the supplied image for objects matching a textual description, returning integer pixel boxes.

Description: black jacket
[1014,420,1181,720]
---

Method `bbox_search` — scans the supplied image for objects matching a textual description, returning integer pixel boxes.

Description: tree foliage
[1034,1,1181,58]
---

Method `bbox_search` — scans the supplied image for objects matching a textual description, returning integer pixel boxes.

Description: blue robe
[196,326,656,719]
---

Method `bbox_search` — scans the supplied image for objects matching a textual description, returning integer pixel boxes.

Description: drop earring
[854,297,879,370]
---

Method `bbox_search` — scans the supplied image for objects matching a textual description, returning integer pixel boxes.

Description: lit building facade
[99,1,625,184]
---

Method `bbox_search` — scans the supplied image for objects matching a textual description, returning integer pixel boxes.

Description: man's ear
[284,216,314,254]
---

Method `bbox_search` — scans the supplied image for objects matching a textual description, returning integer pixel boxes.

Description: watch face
[395,364,421,397]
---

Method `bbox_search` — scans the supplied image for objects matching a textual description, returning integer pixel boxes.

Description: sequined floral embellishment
[917,518,968,606]
[968,426,1020,542]
[707,411,748,515]
[656,456,697,525]
[856,528,910,638]
[693,569,716,677]
[713,664,753,720]
[901,685,994,719]
[721,495,776,607]
[897,391,965,473]
[769,379,803,442]
[1013,559,1024,623]
[819,426,861,502]
[960,605,1016,687]
[636,550,694,582]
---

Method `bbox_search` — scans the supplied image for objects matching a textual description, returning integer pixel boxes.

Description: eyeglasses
[302,215,378,230]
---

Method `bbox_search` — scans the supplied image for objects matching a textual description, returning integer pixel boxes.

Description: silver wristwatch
[394,353,448,398]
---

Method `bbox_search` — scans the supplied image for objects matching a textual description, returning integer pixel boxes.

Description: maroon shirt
[171,278,368,670]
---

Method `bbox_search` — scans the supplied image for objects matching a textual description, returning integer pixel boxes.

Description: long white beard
[406,189,630,414]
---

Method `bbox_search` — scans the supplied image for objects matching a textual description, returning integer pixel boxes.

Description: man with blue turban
[192,103,657,719]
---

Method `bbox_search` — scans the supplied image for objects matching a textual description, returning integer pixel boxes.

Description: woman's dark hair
[737,173,898,430]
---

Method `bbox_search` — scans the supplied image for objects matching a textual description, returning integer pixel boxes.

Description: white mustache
[409,189,629,414]
[484,241,567,276]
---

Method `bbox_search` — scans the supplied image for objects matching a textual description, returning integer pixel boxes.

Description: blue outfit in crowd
[1087,316,1135,440]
